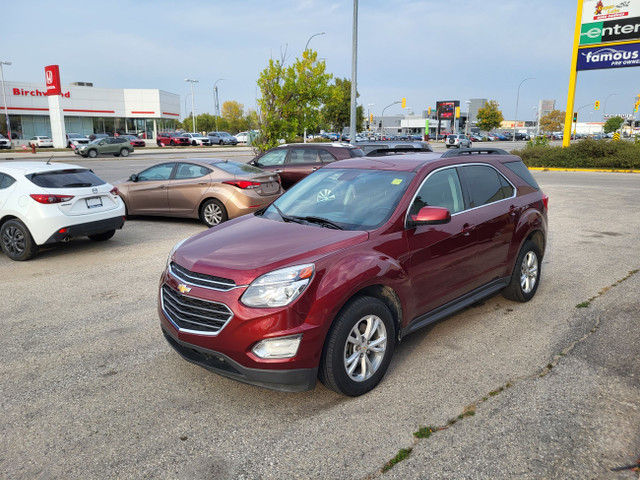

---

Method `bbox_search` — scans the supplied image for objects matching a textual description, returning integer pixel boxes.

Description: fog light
[252,334,302,359]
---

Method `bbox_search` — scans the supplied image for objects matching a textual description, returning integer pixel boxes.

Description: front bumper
[162,327,318,392]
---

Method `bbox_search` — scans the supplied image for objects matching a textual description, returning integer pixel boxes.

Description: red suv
[249,143,364,189]
[159,152,548,396]
[156,132,190,147]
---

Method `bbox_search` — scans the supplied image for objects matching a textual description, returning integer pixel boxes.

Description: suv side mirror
[408,206,451,227]
[129,174,138,182]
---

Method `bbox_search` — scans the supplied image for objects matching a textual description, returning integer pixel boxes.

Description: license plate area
[85,196,103,209]
[260,181,278,194]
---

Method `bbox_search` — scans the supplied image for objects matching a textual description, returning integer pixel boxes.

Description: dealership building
[0,80,180,141]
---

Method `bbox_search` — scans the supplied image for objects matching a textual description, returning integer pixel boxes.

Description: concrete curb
[528,167,640,174]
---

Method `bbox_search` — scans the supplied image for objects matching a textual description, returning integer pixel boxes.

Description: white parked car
[29,136,54,148]
[235,131,248,143]
[0,162,126,261]
[181,133,211,146]
[0,133,10,149]
[66,133,90,148]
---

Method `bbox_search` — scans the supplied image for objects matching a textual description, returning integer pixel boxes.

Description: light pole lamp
[0,61,12,144]
[465,100,471,135]
[381,100,401,138]
[305,32,325,51]
[213,78,225,132]
[184,78,198,132]
[514,77,535,141]
[603,92,618,124]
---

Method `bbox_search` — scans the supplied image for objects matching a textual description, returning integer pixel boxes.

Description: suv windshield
[26,169,106,188]
[263,168,414,231]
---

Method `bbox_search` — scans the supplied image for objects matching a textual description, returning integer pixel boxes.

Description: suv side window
[319,149,337,162]
[460,165,514,208]
[410,167,464,216]
[257,150,287,166]
[290,148,319,164]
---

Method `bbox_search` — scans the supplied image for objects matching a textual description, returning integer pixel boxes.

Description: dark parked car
[89,133,109,142]
[121,135,145,147]
[160,151,548,396]
[157,132,190,147]
[249,143,365,189]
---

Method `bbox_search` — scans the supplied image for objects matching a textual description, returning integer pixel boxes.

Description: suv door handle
[462,223,475,236]
[274,169,283,173]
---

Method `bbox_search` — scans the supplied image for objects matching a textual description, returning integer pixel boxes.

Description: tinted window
[349,148,365,157]
[410,168,464,216]
[213,161,264,175]
[27,169,106,188]
[175,163,211,179]
[461,165,514,208]
[137,163,175,181]
[503,161,540,189]
[0,173,16,189]
[289,149,319,164]
[257,150,287,166]
[319,150,336,162]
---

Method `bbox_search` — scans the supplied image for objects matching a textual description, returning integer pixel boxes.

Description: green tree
[222,101,246,132]
[256,49,332,151]
[321,78,364,134]
[475,100,504,132]
[539,110,565,133]
[604,116,625,133]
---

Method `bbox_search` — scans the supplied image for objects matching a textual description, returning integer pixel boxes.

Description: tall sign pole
[563,1,584,147]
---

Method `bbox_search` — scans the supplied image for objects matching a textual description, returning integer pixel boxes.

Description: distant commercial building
[0,80,180,140]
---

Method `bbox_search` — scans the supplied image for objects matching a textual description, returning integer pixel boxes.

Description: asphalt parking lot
[1,168,639,479]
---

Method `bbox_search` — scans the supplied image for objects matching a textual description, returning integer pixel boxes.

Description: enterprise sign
[580,16,640,44]
[577,43,640,69]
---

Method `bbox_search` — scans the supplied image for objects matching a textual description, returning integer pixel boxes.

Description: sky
[2,0,639,124]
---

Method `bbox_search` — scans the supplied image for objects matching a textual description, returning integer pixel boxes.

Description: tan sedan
[115,159,283,226]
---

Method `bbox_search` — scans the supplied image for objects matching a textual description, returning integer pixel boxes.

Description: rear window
[503,160,540,189]
[26,169,106,188]
[213,161,264,175]
[349,148,365,157]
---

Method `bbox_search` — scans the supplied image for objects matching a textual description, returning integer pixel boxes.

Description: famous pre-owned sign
[577,43,640,69]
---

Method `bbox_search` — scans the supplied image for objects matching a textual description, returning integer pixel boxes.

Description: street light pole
[465,100,471,135]
[302,33,325,143]
[213,78,225,132]
[603,92,618,125]
[305,32,325,51]
[0,61,12,145]
[184,93,191,123]
[514,77,535,141]
[184,78,198,132]
[381,101,401,139]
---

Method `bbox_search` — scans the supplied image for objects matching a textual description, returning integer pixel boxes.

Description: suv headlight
[241,264,314,308]
[166,238,188,268]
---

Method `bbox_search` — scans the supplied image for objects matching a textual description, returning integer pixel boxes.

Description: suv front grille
[161,284,233,334]
[169,262,237,291]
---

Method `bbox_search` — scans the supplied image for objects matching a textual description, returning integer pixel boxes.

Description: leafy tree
[475,100,504,132]
[604,116,625,133]
[321,78,364,134]
[539,110,565,133]
[222,101,247,132]
[255,49,332,151]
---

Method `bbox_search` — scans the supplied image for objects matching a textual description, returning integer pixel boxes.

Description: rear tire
[120,148,130,157]
[200,199,228,227]
[170,140,176,146]
[502,240,541,302]
[1,219,38,261]
[319,296,395,396]
[88,149,98,158]
[88,230,115,242]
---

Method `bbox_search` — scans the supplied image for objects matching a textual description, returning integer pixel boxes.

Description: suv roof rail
[366,147,434,157]
[440,147,510,158]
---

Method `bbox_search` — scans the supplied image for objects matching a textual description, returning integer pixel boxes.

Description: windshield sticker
[392,179,403,185]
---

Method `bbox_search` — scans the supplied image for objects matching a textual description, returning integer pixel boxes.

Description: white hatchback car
[181,133,211,146]
[0,162,126,261]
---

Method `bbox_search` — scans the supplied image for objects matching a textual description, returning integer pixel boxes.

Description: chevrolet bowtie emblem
[177,284,191,294]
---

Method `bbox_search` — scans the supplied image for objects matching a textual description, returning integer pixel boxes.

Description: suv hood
[173,215,369,285]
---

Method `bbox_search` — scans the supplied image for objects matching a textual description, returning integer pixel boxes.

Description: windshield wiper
[297,216,344,230]
[271,203,306,225]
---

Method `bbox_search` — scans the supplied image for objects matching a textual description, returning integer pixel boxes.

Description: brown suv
[249,143,364,189]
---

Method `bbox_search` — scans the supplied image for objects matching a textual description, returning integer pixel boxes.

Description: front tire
[88,230,115,242]
[87,149,98,158]
[319,296,395,396]
[200,199,228,227]
[502,240,541,302]
[1,220,38,261]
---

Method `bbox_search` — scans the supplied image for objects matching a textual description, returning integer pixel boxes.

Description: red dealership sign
[44,65,62,96]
